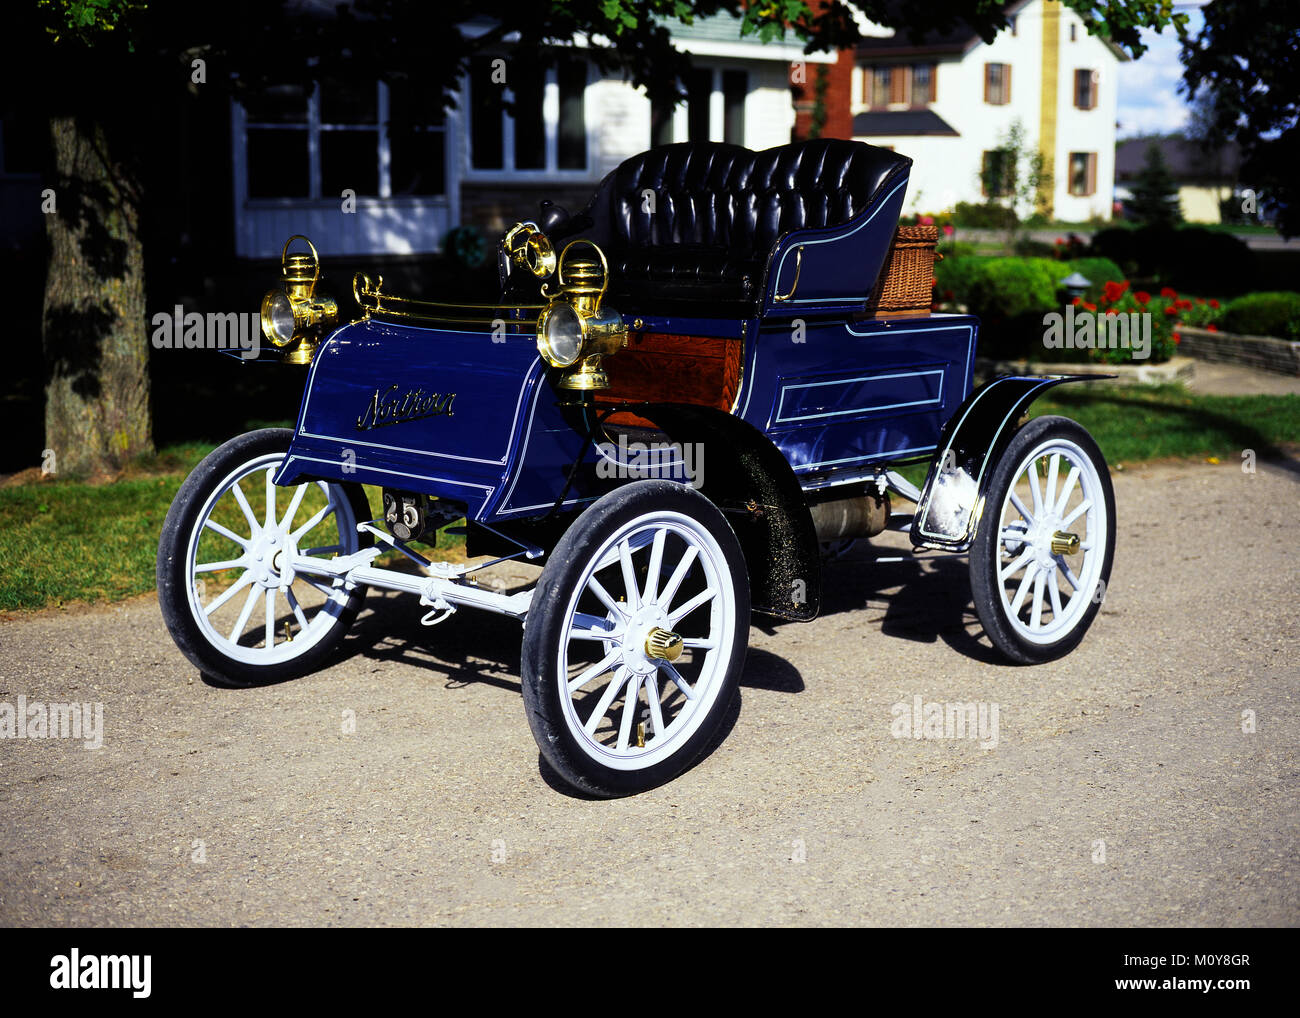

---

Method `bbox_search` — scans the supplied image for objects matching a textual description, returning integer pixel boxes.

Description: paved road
[1,458,1297,927]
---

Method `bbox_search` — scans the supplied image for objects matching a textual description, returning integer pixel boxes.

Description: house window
[872,67,891,107]
[388,80,447,196]
[241,81,446,200]
[469,54,589,173]
[244,83,310,198]
[984,63,1011,105]
[911,64,935,105]
[1068,151,1097,196]
[981,149,1014,198]
[1074,69,1098,110]
[652,68,749,146]
[1009,15,1018,36]
[1070,24,1078,42]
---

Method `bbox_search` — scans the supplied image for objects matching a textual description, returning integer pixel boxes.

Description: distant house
[1114,135,1243,223]
[803,0,1124,221]
[229,13,824,259]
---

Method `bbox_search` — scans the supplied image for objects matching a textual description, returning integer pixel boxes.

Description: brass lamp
[260,235,338,365]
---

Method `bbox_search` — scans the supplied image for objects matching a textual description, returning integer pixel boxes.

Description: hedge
[1220,291,1300,340]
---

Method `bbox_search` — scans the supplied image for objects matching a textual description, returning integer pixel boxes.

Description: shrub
[1220,291,1300,340]
[1088,225,1257,294]
[937,240,978,260]
[953,201,1018,230]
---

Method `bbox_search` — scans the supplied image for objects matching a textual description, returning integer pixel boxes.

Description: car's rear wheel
[521,480,750,797]
[969,416,1115,664]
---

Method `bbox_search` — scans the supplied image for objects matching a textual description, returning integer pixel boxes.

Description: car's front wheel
[156,428,371,686]
[521,480,750,797]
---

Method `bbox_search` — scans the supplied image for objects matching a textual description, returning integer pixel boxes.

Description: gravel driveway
[1,457,1296,927]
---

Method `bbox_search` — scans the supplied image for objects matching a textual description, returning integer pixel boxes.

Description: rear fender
[635,404,821,622]
[910,375,1108,552]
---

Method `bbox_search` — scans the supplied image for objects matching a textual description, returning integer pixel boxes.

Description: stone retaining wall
[1177,327,1300,376]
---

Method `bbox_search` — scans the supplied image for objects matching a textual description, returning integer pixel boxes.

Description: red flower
[943,224,954,236]
[1082,302,1097,312]
[1055,237,1065,245]
[1196,297,1206,304]
[1207,324,1218,332]
[1160,287,1177,299]
[1164,305,1178,316]
[1209,298,1220,309]
[1102,280,1128,303]
[1071,297,1082,306]
[920,215,934,225]
[1179,299,1193,310]
[1173,332,1182,344]
[1135,291,1150,305]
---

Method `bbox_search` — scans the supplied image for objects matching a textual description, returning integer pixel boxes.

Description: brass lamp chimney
[536,240,627,391]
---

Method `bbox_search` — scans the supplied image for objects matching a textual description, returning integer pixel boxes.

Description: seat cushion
[607,245,760,304]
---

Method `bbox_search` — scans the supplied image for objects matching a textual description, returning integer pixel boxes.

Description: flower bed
[1076,283,1223,365]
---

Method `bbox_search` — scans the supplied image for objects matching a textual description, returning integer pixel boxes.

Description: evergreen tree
[1127,143,1183,227]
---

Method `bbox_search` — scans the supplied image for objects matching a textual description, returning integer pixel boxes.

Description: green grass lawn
[2,385,1296,612]
[1030,385,1300,465]
[0,448,466,612]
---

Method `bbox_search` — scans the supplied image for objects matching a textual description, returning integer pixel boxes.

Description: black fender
[630,404,822,622]
[910,375,1110,552]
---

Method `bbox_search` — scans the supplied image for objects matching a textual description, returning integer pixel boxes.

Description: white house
[229,13,826,259]
[850,0,1124,222]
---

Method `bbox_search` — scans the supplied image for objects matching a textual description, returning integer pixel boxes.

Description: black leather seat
[556,139,912,310]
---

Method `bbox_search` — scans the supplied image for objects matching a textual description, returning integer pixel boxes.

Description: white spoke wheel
[970,416,1115,664]
[157,429,372,686]
[521,480,750,797]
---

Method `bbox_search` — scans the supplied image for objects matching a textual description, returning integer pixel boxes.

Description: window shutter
[983,64,990,103]
[1005,64,1011,104]
[930,63,937,103]
[1087,153,1096,196]
[891,67,907,104]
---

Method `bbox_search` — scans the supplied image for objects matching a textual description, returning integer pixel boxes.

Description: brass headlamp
[535,240,626,390]
[503,221,558,279]
[260,235,338,365]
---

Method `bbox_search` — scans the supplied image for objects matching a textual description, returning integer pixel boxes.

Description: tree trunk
[42,115,151,478]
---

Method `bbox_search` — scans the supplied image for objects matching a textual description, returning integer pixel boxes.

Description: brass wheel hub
[1050,530,1081,556]
[644,627,684,663]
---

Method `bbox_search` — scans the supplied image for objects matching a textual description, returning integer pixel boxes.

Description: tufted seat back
[563,139,912,307]
[608,139,906,252]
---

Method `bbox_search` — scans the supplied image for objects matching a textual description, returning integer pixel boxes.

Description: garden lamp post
[1061,271,1091,302]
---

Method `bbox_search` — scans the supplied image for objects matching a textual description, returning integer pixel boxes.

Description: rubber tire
[521,480,750,797]
[969,415,1116,664]
[156,428,371,687]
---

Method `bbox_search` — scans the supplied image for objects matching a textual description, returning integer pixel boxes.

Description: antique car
[157,139,1116,797]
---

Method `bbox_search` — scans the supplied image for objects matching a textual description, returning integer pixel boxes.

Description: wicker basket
[865,224,939,316]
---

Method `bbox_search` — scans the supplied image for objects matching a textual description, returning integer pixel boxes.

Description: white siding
[853,0,1122,222]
